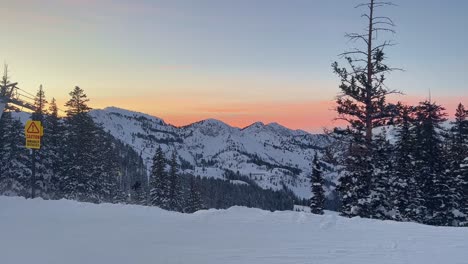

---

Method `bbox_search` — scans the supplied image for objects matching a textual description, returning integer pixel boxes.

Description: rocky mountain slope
[90,107,331,198]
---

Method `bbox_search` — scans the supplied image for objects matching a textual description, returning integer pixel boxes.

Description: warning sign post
[25,120,42,149]
[25,119,44,199]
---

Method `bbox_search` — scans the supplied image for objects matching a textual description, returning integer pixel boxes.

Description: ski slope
[1,197,467,264]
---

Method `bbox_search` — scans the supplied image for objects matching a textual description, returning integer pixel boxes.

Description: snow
[1,197,467,264]
[88,107,333,199]
[229,180,249,185]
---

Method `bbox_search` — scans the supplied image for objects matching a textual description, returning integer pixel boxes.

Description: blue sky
[0,0,466,130]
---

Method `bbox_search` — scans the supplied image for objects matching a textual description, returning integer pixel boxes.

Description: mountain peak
[98,106,167,125]
[242,122,265,131]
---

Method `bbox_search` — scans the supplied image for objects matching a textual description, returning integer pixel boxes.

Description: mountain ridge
[90,106,332,199]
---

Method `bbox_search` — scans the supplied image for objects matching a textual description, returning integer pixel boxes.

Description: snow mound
[1,197,467,264]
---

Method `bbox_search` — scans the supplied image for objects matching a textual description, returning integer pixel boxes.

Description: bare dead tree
[333,0,401,144]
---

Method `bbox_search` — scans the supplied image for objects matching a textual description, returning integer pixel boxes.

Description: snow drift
[1,197,467,264]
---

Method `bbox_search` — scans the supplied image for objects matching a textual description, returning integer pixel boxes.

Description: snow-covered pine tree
[92,127,122,203]
[0,112,30,196]
[61,86,101,202]
[0,69,30,197]
[310,153,325,215]
[368,129,393,220]
[150,147,169,208]
[447,103,468,224]
[413,100,452,225]
[332,0,400,218]
[337,129,372,217]
[392,104,422,222]
[167,150,183,212]
[31,85,50,198]
[185,176,202,213]
[43,98,65,199]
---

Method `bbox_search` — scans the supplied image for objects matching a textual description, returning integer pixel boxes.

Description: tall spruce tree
[167,150,183,212]
[368,130,393,219]
[333,0,399,218]
[310,153,325,215]
[0,68,30,196]
[448,103,468,224]
[413,100,452,225]
[62,86,100,202]
[338,129,373,217]
[392,104,422,222]
[93,127,122,203]
[31,85,49,198]
[150,147,168,208]
[43,98,65,199]
[0,112,30,196]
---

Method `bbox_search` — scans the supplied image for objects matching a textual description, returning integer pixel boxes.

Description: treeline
[308,0,468,227]
[0,75,298,213]
[138,151,296,213]
[307,100,468,227]
[315,102,468,226]
[0,80,147,203]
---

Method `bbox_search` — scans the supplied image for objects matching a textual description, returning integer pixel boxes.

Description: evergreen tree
[338,129,372,217]
[167,150,183,212]
[31,85,49,198]
[185,176,202,213]
[333,0,399,218]
[413,100,452,225]
[0,112,30,196]
[43,98,65,199]
[150,147,168,208]
[392,105,422,222]
[367,130,393,220]
[61,86,100,202]
[448,103,468,224]
[310,153,325,215]
[93,127,122,203]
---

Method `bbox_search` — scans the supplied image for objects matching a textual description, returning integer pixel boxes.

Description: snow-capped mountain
[90,107,332,199]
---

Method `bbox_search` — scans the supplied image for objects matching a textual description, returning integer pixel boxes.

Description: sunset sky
[1,0,467,132]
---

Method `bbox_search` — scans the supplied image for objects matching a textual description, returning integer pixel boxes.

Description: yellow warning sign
[25,120,43,149]
[25,120,42,135]
[26,139,41,149]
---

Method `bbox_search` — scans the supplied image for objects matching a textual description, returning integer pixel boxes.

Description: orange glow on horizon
[53,94,467,133]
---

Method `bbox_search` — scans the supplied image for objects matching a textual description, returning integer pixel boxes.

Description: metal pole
[31,149,36,199]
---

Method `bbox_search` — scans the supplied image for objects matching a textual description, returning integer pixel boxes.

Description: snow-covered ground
[1,197,467,264]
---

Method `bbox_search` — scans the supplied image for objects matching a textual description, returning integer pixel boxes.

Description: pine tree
[338,129,372,217]
[368,130,392,220]
[167,150,183,212]
[392,104,422,222]
[93,127,122,203]
[31,85,49,198]
[448,103,468,224]
[150,147,168,208]
[0,112,30,196]
[333,0,399,218]
[413,100,452,225]
[309,153,325,215]
[43,98,65,199]
[185,176,202,213]
[61,86,100,202]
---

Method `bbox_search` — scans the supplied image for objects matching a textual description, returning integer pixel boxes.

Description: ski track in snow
[1,197,467,264]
